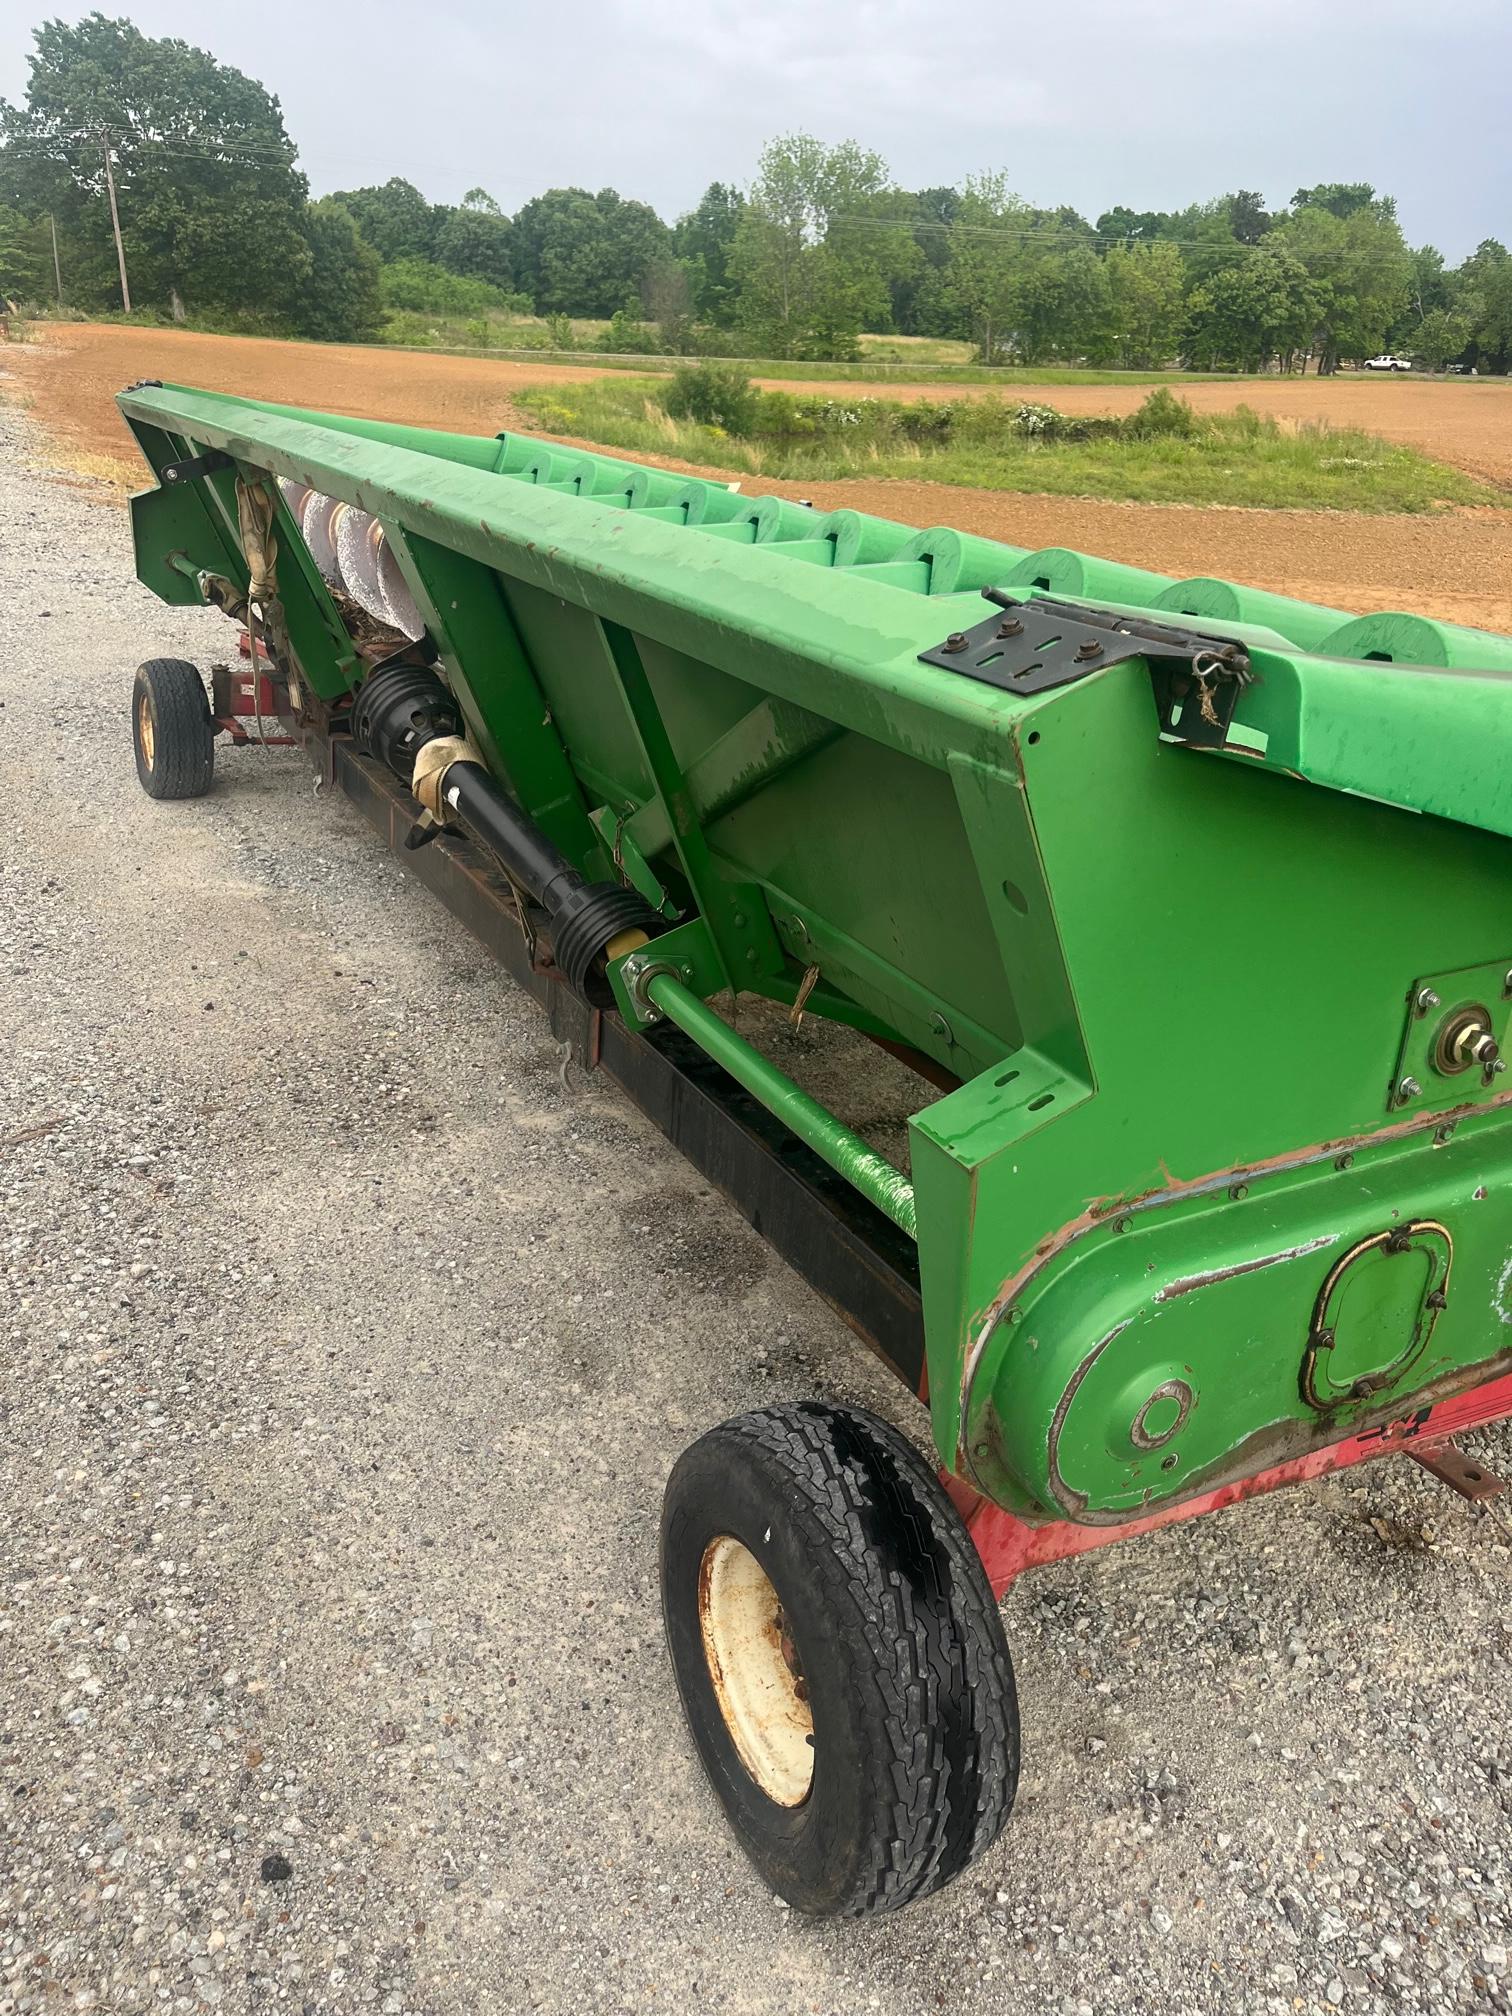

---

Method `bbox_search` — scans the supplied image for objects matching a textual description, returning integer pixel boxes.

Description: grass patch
[515,373,1499,513]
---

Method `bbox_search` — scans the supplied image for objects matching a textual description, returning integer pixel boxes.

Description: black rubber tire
[132,658,214,800]
[660,1401,1019,1917]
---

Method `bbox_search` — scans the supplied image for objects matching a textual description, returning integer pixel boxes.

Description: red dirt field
[8,321,1512,634]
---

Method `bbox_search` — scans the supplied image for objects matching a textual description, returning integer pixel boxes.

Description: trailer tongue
[119,379,1512,1917]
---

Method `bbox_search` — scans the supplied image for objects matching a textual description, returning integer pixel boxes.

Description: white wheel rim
[698,1536,814,1805]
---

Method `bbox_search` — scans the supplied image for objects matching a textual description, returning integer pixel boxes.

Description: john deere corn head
[120,379,1512,1917]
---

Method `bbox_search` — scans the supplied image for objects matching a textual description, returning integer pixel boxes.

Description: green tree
[1,13,310,316]
[1095,205,1169,245]
[1278,199,1412,370]
[931,170,1031,362]
[326,177,438,264]
[1456,240,1512,372]
[1225,190,1272,245]
[891,185,959,334]
[1014,239,1110,364]
[673,182,744,323]
[0,201,46,300]
[642,255,697,351]
[1184,240,1317,371]
[1159,197,1243,289]
[511,186,669,317]
[729,133,917,358]
[294,199,381,342]
[1411,306,1472,372]
[1291,182,1383,221]
[433,186,513,291]
[1102,239,1187,367]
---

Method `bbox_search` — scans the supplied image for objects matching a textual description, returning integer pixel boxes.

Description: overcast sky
[1,0,1507,262]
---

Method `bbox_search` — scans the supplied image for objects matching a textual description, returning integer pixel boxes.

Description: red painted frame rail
[949,1369,1512,1597]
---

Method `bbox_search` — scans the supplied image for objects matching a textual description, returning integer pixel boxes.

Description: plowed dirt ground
[10,321,1512,632]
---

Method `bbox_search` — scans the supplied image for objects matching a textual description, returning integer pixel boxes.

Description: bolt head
[1228,1181,1249,1202]
[1336,1151,1355,1172]
[1396,1075,1422,1104]
[943,631,969,653]
[1416,986,1441,1015]
[1114,1215,1133,1235]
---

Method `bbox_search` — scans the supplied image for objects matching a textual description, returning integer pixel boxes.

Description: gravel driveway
[3,387,1511,2016]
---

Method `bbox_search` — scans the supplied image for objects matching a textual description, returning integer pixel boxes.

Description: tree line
[4,14,1510,375]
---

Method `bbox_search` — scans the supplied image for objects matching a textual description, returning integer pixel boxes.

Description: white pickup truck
[1363,354,1413,371]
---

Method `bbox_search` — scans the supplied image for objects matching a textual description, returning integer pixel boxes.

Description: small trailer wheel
[132,658,215,799]
[660,1401,1019,1917]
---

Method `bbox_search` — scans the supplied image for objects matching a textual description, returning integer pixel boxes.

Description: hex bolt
[1228,1181,1249,1202]
[1335,1151,1355,1172]
[1396,1075,1422,1105]
[1114,1215,1133,1234]
[1504,967,1512,998]
[996,617,1024,637]
[1415,986,1441,1016]
[943,632,969,653]
[1434,1122,1456,1145]
[1075,639,1104,661]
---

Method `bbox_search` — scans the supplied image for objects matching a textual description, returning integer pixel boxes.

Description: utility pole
[49,213,63,307]
[100,129,131,313]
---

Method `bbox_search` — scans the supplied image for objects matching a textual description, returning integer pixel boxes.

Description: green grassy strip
[513,377,1499,514]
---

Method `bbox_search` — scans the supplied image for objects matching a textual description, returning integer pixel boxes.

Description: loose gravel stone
[2,385,1511,2014]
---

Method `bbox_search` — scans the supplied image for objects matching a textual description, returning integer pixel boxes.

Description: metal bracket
[1405,1438,1506,1503]
[920,592,1253,747]
[161,449,234,485]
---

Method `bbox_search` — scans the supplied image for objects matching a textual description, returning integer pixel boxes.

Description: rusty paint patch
[697,1535,814,1808]
[1155,1235,1338,1302]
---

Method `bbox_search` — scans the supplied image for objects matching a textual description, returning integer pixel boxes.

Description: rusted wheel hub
[697,1536,814,1806]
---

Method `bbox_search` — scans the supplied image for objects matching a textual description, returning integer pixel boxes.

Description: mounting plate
[919,592,1254,747]
[1388,958,1512,1115]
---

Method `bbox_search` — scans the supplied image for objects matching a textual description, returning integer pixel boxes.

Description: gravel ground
[3,387,1512,2016]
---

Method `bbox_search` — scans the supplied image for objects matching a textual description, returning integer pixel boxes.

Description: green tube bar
[644,970,918,1239]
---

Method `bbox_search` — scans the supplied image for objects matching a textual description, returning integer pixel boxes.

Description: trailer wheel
[132,658,214,799]
[660,1401,1019,1917]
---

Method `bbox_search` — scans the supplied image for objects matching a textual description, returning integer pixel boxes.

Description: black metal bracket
[920,590,1255,748]
[161,449,234,486]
